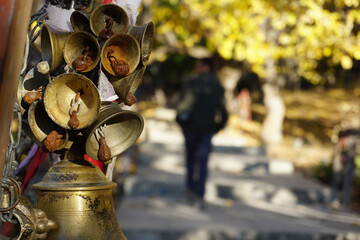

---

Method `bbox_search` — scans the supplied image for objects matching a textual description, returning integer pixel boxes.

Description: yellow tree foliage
[149,0,360,83]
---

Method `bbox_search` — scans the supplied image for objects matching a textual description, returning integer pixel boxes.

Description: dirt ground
[231,88,360,171]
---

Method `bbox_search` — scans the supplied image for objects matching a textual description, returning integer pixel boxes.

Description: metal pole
[0,0,33,181]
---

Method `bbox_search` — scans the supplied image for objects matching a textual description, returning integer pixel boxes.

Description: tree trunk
[261,57,285,147]
[261,83,285,146]
[216,64,242,114]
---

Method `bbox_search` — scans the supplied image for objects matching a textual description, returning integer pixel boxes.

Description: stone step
[122,230,359,240]
[117,197,360,239]
[122,169,331,206]
[137,140,295,176]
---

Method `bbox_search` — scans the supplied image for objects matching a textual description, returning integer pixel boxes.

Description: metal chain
[0,3,43,222]
[0,103,23,224]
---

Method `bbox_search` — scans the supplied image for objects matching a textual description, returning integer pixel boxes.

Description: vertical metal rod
[0,0,33,181]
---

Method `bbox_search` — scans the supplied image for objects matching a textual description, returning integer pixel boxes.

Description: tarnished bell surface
[101,33,140,76]
[63,31,100,73]
[41,24,71,72]
[70,11,91,33]
[128,66,146,96]
[43,73,100,130]
[108,71,136,104]
[13,197,57,239]
[16,66,49,115]
[128,22,155,66]
[33,160,127,240]
[110,66,146,105]
[76,0,103,13]
[90,3,129,38]
[85,101,144,160]
[28,101,69,150]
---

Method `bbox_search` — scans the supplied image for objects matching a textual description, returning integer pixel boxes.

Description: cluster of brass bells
[14,2,154,239]
[18,2,153,159]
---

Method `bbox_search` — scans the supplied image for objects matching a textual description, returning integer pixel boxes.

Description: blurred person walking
[176,58,228,210]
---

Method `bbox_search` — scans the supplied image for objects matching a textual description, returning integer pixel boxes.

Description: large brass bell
[70,11,91,33]
[28,101,69,151]
[128,22,155,66]
[101,33,140,77]
[90,3,129,39]
[63,31,101,73]
[43,73,100,130]
[85,101,144,161]
[33,160,127,240]
[40,24,71,72]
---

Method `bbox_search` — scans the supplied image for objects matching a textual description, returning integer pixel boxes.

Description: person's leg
[183,130,197,192]
[193,132,213,199]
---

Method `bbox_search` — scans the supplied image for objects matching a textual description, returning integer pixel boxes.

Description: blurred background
[30,0,360,239]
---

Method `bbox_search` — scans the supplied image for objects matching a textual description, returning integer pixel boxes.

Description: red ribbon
[84,154,105,172]
[102,0,113,3]
[21,148,48,191]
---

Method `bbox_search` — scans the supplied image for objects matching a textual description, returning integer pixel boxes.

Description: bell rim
[85,107,144,160]
[101,33,141,77]
[43,72,101,130]
[32,182,116,191]
[63,31,101,73]
[89,3,129,37]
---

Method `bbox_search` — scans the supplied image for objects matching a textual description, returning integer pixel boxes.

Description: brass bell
[101,33,140,77]
[70,11,91,33]
[75,0,103,13]
[128,22,155,66]
[28,101,69,151]
[90,3,129,39]
[43,73,101,130]
[17,66,49,115]
[110,66,146,105]
[63,31,101,73]
[108,66,143,104]
[33,160,127,240]
[128,67,146,96]
[85,101,144,161]
[40,24,71,72]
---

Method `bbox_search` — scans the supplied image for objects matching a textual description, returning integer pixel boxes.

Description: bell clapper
[43,130,64,152]
[68,92,82,129]
[72,46,93,72]
[95,125,112,164]
[23,86,45,104]
[99,17,115,40]
[107,49,130,76]
[125,92,137,106]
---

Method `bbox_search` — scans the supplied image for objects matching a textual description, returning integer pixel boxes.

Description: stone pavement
[115,108,360,240]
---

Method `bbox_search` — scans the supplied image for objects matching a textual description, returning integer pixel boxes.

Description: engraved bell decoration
[33,160,127,240]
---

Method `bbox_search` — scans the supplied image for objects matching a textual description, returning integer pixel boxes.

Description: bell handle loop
[95,124,107,142]
[69,93,82,115]
[0,177,21,212]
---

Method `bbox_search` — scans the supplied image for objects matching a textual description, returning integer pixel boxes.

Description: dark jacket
[176,72,227,133]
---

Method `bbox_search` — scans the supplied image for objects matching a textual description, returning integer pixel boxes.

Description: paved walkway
[115,108,360,240]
